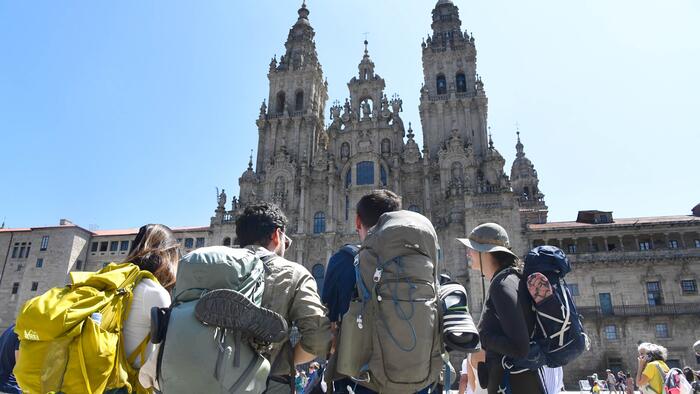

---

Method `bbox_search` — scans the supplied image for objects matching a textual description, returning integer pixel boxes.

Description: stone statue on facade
[231,196,238,211]
[361,100,372,119]
[217,188,227,210]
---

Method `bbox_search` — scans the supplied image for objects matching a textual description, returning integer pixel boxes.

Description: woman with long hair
[457,223,543,394]
[123,224,179,369]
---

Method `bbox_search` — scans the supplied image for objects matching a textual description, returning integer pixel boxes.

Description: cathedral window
[276,91,286,114]
[523,186,530,197]
[313,212,326,234]
[356,161,375,185]
[196,237,205,248]
[184,238,194,249]
[295,90,304,112]
[681,279,697,295]
[436,74,447,95]
[381,138,391,155]
[223,237,231,247]
[380,166,387,187]
[275,176,286,195]
[345,168,351,188]
[345,195,350,221]
[312,263,325,294]
[456,72,467,93]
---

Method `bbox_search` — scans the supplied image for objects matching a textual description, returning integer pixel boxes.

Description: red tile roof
[0,228,31,233]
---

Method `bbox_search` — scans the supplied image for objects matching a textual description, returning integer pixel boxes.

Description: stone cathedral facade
[210,0,548,309]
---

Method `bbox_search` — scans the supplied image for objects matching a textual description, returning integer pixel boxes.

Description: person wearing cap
[457,223,543,394]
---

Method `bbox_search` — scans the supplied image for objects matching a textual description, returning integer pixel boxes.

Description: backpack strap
[127,334,152,367]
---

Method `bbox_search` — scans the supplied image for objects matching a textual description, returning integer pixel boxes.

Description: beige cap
[456,222,518,258]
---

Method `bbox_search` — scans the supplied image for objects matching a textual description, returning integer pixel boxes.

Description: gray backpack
[338,210,444,393]
[156,246,270,394]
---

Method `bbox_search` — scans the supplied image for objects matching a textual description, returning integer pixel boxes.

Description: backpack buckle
[373,268,383,283]
[116,288,127,295]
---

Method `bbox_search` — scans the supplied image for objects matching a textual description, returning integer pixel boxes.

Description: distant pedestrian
[607,369,619,394]
[590,381,600,393]
[624,371,635,394]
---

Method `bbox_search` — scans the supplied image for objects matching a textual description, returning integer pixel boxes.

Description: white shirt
[123,278,171,367]
[542,367,564,394]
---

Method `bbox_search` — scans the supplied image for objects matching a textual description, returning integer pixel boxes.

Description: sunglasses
[282,231,293,249]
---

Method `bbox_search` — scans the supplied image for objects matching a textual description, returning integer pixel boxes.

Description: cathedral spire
[297,0,309,22]
[516,130,525,158]
[248,150,254,171]
[357,40,376,80]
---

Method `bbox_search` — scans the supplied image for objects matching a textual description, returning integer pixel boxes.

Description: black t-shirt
[0,324,20,393]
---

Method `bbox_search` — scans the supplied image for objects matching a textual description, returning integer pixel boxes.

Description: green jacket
[246,245,331,377]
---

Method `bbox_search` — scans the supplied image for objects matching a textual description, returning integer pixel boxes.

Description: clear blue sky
[1,0,698,230]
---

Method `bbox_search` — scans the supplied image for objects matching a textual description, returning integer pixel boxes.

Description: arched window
[408,205,420,213]
[345,168,352,188]
[451,161,464,182]
[223,237,231,247]
[436,74,447,95]
[356,161,375,185]
[456,72,467,93]
[295,90,304,111]
[276,91,285,114]
[274,176,285,195]
[380,166,388,187]
[313,212,326,234]
[312,264,325,295]
[341,142,350,160]
[381,138,391,154]
[523,186,530,197]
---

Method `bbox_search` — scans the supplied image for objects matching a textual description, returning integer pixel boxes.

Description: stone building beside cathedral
[1,1,698,387]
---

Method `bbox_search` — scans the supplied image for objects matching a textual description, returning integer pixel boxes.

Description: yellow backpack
[14,262,157,394]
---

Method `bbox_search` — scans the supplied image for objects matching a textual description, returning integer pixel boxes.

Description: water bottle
[90,312,102,326]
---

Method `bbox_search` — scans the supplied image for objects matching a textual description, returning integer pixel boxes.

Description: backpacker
[508,245,589,370]
[660,367,693,394]
[155,246,283,394]
[14,262,156,394]
[338,210,443,393]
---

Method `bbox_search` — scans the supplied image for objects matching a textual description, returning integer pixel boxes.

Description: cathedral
[210,0,548,305]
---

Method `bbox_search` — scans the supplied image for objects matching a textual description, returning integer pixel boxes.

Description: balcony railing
[578,302,700,318]
[568,248,700,263]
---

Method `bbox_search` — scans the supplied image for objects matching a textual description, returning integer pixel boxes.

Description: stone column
[588,238,594,253]
[327,177,334,232]
[422,157,432,220]
[298,172,308,234]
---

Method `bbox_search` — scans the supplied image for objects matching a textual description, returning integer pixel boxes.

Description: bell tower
[419,0,488,160]
[256,1,328,171]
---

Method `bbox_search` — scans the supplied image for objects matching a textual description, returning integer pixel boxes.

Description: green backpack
[156,246,271,394]
[14,262,156,394]
[336,210,445,394]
